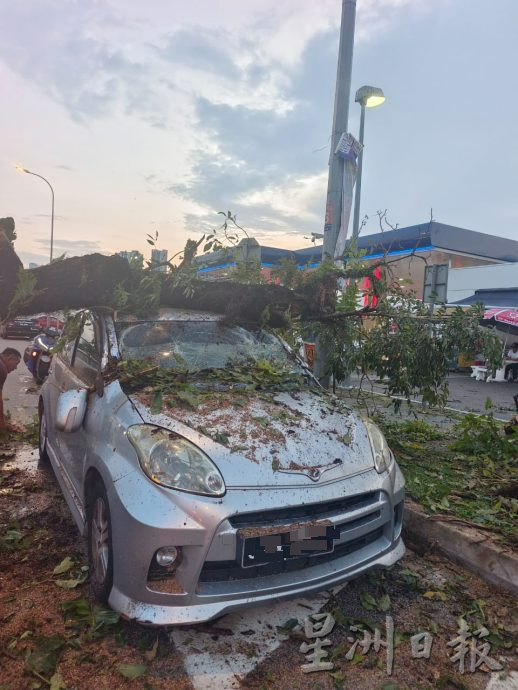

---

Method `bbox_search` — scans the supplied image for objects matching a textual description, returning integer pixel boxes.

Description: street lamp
[350,85,385,246]
[16,166,55,263]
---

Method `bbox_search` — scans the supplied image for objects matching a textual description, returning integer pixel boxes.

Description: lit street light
[16,166,55,263]
[350,85,385,246]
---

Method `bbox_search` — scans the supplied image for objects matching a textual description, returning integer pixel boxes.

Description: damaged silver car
[39,308,405,625]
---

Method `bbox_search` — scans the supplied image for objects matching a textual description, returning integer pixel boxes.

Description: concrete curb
[403,500,518,597]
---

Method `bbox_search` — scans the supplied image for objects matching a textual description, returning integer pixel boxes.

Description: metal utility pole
[314,0,357,384]
[322,0,357,262]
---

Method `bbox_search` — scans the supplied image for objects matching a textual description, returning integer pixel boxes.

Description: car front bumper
[107,465,405,626]
[110,536,405,626]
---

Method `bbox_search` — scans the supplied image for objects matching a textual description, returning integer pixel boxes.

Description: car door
[52,311,104,494]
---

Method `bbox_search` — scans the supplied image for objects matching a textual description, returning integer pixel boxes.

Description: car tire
[38,405,50,463]
[87,479,114,604]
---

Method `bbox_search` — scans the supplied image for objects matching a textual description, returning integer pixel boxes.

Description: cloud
[237,172,327,224]
[1,0,449,256]
[0,1,151,121]
[34,214,68,221]
[169,28,338,240]
[157,28,241,80]
[35,237,102,254]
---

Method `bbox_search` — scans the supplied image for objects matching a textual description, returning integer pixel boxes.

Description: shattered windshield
[116,320,302,374]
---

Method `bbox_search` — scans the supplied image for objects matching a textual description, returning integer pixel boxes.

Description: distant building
[117,250,144,268]
[447,262,518,307]
[150,249,168,272]
[197,221,518,300]
[28,262,39,269]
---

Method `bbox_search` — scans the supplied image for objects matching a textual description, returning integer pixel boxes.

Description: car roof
[114,308,223,323]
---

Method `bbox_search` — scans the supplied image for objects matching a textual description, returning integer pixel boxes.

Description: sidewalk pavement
[348,371,518,420]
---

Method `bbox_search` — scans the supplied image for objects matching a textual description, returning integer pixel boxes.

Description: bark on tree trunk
[0,251,132,319]
[1,241,334,325]
[0,232,23,319]
[160,279,312,326]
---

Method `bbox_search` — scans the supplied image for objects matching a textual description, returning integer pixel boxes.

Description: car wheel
[38,405,50,463]
[87,479,114,603]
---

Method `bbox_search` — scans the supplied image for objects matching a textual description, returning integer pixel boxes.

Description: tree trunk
[160,279,313,326]
[1,252,132,319]
[0,232,23,319]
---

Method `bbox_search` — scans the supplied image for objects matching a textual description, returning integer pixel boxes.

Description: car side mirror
[55,388,88,432]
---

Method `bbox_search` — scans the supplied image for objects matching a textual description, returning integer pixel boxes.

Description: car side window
[71,314,101,383]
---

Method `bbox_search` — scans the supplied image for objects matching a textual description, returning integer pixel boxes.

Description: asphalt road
[0,336,40,426]
[349,371,518,419]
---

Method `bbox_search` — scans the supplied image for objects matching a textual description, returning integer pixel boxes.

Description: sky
[1,0,517,267]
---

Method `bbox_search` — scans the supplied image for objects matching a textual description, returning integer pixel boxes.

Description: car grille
[227,491,379,528]
[200,491,385,583]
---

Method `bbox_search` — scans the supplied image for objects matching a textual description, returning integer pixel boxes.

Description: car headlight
[364,420,393,474]
[127,425,225,497]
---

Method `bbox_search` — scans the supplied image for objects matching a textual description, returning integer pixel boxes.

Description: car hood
[128,387,376,488]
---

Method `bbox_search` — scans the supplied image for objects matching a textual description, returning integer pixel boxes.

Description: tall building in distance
[151,248,168,272]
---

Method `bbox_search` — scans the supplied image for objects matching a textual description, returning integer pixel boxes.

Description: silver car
[39,307,405,625]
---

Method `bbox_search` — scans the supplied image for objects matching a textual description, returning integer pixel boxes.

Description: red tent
[481,308,518,335]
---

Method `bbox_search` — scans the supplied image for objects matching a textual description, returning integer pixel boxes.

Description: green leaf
[52,556,74,575]
[117,664,147,679]
[60,596,91,621]
[213,432,230,446]
[49,673,67,690]
[151,390,163,414]
[54,576,86,589]
[360,592,377,611]
[423,590,447,601]
[144,638,158,662]
[25,635,66,675]
[175,390,200,409]
[330,671,346,687]
[378,594,391,612]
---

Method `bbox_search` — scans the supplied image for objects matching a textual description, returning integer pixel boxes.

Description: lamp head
[355,85,385,108]
[16,165,29,173]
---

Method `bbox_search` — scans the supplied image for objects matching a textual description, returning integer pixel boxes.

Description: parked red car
[33,315,65,331]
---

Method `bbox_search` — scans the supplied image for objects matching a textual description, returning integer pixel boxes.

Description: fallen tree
[0,237,329,327]
[0,232,23,316]
[0,222,504,408]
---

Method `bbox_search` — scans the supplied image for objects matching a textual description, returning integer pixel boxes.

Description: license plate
[240,523,338,567]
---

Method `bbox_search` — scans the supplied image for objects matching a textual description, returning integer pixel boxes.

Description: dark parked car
[0,317,39,339]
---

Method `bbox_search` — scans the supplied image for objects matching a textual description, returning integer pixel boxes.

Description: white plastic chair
[486,367,507,383]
